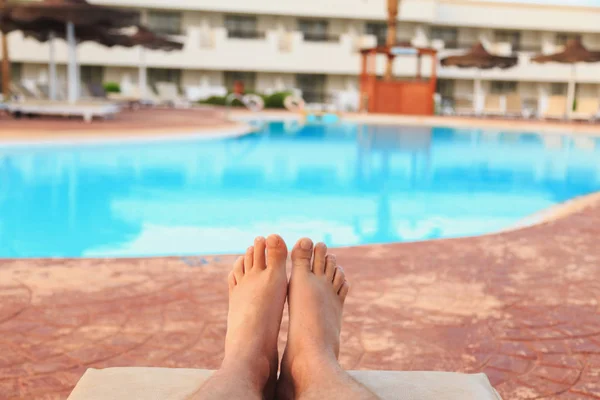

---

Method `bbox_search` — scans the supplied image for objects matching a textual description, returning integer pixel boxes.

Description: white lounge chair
[155,82,191,108]
[6,81,120,122]
[5,100,120,123]
[505,93,524,117]
[571,97,599,121]
[543,95,567,120]
[453,97,474,116]
[483,95,503,116]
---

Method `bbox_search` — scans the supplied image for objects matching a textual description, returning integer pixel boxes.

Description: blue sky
[476,0,600,5]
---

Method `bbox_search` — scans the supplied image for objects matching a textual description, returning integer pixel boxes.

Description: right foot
[277,238,350,398]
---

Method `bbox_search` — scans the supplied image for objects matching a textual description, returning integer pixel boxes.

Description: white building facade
[3,0,600,111]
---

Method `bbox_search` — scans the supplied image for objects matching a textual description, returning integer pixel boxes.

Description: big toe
[266,234,288,270]
[291,237,314,272]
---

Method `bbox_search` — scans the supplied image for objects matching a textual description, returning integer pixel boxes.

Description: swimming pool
[0,121,599,258]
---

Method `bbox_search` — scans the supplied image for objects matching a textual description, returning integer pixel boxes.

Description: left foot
[219,235,289,398]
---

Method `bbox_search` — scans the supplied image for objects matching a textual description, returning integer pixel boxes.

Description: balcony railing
[227,30,267,40]
[302,32,340,43]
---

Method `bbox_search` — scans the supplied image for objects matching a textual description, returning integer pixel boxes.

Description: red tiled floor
[1,198,600,399]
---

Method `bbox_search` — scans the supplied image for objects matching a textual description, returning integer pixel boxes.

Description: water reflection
[0,122,598,258]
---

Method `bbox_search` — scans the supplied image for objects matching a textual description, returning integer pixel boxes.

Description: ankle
[282,349,341,392]
[220,352,273,391]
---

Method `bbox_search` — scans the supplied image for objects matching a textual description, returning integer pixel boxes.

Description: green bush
[264,91,292,109]
[198,95,244,107]
[103,82,120,93]
[197,91,293,109]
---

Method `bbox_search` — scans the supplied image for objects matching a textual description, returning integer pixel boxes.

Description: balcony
[301,32,340,43]
[226,30,267,40]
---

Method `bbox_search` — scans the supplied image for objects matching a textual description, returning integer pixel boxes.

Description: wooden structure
[360,45,437,115]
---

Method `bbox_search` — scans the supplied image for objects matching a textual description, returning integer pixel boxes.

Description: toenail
[317,242,327,250]
[247,246,254,252]
[255,236,264,243]
[267,235,280,246]
[300,238,313,250]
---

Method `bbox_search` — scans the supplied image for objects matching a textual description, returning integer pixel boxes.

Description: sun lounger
[5,99,120,123]
[543,95,567,119]
[483,94,503,116]
[10,82,38,100]
[155,82,191,108]
[67,367,503,400]
[571,97,599,121]
[505,92,524,117]
[452,97,474,116]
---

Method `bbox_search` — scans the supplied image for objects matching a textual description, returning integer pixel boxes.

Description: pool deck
[1,109,600,399]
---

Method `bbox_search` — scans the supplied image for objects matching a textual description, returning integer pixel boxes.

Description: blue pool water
[0,121,599,258]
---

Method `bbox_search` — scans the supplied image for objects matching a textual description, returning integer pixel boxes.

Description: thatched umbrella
[532,37,600,118]
[1,0,138,103]
[440,42,518,114]
[384,0,400,80]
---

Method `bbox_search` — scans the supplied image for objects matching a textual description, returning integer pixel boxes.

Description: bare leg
[276,238,379,400]
[190,235,289,400]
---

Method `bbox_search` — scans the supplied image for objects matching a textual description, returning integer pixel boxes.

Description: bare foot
[276,238,352,399]
[192,234,288,400]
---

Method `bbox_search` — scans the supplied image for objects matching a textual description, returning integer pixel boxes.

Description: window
[296,74,327,103]
[431,27,458,48]
[551,83,567,95]
[298,19,335,42]
[494,30,521,52]
[224,71,256,92]
[80,66,104,86]
[1,63,22,92]
[490,81,517,94]
[148,11,182,36]
[225,15,263,39]
[365,22,387,47]
[556,33,580,46]
[436,79,454,99]
[436,79,455,107]
[148,68,182,91]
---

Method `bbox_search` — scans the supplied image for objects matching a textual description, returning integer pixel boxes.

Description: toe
[244,246,254,272]
[332,266,345,293]
[312,243,327,276]
[253,236,267,270]
[291,237,314,272]
[233,255,245,283]
[324,254,337,281]
[339,281,350,301]
[227,271,236,291]
[266,234,288,270]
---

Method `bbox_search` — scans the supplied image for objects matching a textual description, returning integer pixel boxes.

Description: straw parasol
[385,0,400,80]
[1,0,138,102]
[440,42,518,70]
[7,0,138,28]
[440,42,518,114]
[532,37,600,118]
